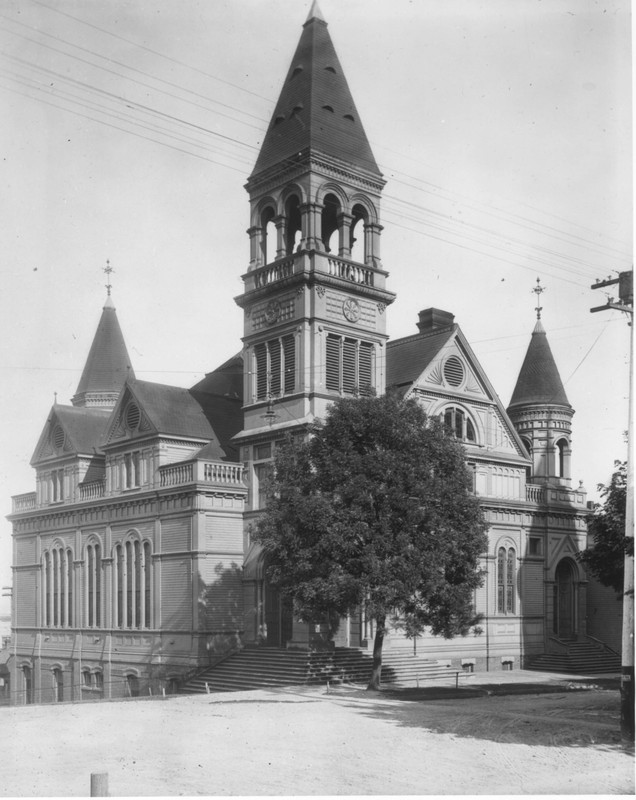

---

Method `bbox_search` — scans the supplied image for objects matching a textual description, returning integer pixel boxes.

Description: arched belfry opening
[350,203,368,264]
[285,194,302,255]
[260,206,276,265]
[321,193,340,253]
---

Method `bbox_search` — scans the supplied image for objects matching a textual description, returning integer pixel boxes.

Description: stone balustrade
[526,485,545,504]
[12,492,36,513]
[159,460,245,488]
[79,481,106,501]
[253,259,294,289]
[327,256,374,286]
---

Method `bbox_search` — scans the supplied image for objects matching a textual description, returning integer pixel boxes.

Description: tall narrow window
[113,537,152,630]
[86,542,101,627]
[497,546,516,614]
[66,548,73,627]
[126,541,133,628]
[283,335,295,394]
[52,548,60,626]
[43,552,51,627]
[144,542,152,627]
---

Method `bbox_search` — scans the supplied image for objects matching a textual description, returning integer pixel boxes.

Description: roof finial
[103,259,114,297]
[306,0,325,24]
[54,391,58,405]
[532,277,545,320]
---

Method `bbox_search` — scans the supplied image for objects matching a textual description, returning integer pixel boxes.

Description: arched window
[85,541,102,627]
[321,193,340,253]
[520,437,532,458]
[441,407,477,443]
[556,438,568,478]
[113,536,152,630]
[497,546,516,614]
[42,545,74,628]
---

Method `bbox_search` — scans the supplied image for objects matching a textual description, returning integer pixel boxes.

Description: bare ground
[0,677,633,796]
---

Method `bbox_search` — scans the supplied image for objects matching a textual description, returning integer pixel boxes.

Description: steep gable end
[31,405,111,465]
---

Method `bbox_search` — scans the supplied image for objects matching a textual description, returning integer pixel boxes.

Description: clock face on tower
[342,298,360,323]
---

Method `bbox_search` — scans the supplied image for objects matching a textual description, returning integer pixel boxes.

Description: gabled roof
[72,295,135,407]
[31,404,111,465]
[190,352,243,400]
[386,308,529,460]
[508,320,571,410]
[250,6,381,180]
[387,326,456,392]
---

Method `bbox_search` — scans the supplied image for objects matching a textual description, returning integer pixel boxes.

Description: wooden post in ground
[90,772,109,796]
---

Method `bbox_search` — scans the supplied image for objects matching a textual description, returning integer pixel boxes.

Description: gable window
[254,335,296,401]
[113,537,152,630]
[497,546,516,614]
[325,334,374,395]
[442,407,476,443]
[42,545,74,627]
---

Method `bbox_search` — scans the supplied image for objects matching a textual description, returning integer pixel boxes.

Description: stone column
[300,203,324,251]
[337,212,353,258]
[364,222,383,268]
[274,215,287,259]
[247,225,263,270]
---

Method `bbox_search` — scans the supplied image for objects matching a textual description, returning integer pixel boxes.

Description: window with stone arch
[113,533,152,630]
[497,544,516,615]
[440,406,477,443]
[42,543,74,628]
[85,538,102,628]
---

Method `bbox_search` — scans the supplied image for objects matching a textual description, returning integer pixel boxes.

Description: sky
[0,0,632,616]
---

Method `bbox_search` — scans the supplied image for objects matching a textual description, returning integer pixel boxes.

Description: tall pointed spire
[250,7,381,180]
[509,282,570,410]
[72,288,135,408]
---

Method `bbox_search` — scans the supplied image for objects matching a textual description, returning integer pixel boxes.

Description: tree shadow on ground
[325,678,631,751]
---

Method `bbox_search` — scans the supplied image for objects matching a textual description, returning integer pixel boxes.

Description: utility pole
[591,269,633,741]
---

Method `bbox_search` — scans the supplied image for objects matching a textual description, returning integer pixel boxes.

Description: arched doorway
[553,558,577,640]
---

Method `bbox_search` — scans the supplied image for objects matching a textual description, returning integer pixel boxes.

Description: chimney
[416,308,455,333]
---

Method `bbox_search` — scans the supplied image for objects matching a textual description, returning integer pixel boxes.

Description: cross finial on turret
[532,277,545,319]
[103,259,114,297]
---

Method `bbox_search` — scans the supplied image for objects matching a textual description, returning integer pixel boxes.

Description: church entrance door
[264,581,293,647]
[554,559,576,640]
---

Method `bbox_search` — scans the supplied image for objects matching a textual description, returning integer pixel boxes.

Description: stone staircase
[179,647,461,694]
[527,640,621,675]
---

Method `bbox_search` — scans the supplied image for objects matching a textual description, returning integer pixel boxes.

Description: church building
[8,4,600,704]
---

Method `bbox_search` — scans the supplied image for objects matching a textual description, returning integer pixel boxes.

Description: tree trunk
[367,614,385,690]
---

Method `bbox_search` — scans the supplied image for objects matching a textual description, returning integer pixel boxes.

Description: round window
[52,425,65,450]
[125,403,141,430]
[443,356,464,387]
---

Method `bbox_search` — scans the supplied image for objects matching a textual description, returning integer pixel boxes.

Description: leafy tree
[577,461,632,595]
[253,394,488,689]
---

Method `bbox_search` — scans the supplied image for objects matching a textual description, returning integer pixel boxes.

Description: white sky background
[0,0,631,616]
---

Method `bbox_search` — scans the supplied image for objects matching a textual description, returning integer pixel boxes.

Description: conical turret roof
[72,294,135,408]
[250,4,381,180]
[508,319,571,409]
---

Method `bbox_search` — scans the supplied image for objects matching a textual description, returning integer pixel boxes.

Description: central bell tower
[235,2,395,472]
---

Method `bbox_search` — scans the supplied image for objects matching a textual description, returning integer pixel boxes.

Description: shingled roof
[72,295,134,407]
[250,2,381,180]
[508,320,571,409]
[31,404,112,465]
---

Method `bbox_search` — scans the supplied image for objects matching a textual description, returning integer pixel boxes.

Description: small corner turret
[507,280,574,486]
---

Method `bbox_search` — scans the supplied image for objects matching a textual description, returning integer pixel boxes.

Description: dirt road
[1,681,633,796]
